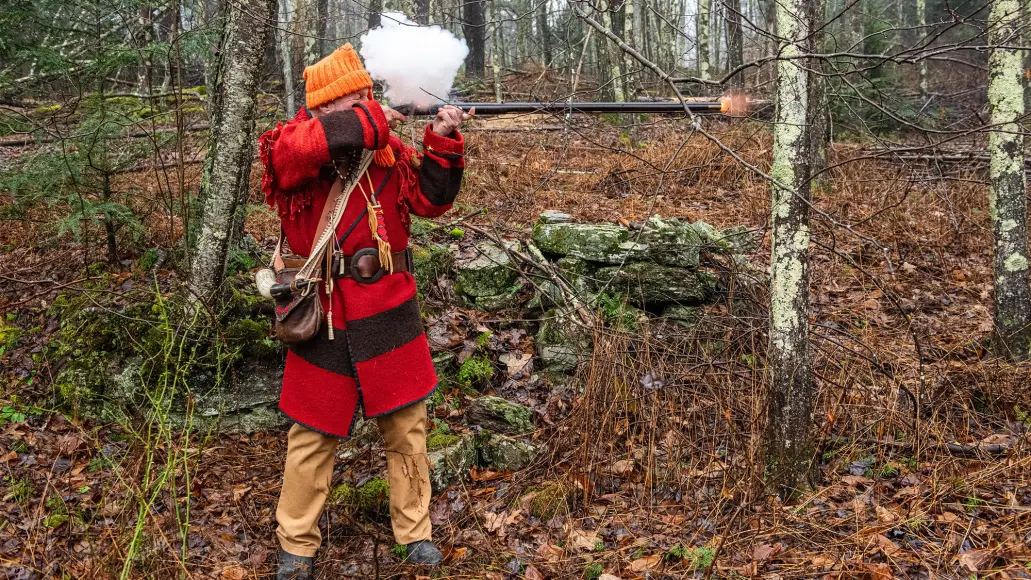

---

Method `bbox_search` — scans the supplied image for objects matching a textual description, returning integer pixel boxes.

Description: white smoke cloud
[359,13,469,107]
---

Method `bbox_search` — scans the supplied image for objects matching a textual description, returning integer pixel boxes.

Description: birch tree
[987,0,1031,360]
[191,0,277,299]
[764,0,817,497]
[916,0,928,95]
[278,0,296,117]
[697,0,712,79]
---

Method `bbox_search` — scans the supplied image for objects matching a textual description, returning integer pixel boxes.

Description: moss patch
[427,432,460,450]
[526,480,574,519]
[329,477,390,516]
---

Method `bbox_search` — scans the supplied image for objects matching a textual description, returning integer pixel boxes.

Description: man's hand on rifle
[431,105,475,136]
[383,106,407,129]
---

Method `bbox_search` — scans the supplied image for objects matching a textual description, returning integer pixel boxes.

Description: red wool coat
[259,102,465,437]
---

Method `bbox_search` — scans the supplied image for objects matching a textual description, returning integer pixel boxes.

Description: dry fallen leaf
[484,511,506,535]
[524,565,545,580]
[56,434,84,456]
[752,542,784,563]
[610,459,634,476]
[875,505,899,523]
[220,565,245,580]
[869,534,901,557]
[567,529,599,553]
[447,546,468,561]
[630,555,661,571]
[598,575,622,580]
[537,543,564,562]
[809,553,837,568]
[956,549,992,572]
[841,475,874,487]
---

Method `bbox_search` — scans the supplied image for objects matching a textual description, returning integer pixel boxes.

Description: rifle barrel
[397,101,728,116]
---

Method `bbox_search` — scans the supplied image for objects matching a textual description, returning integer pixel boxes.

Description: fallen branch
[826,435,1017,459]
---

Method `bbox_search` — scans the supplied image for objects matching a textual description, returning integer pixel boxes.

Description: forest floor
[1,108,1030,579]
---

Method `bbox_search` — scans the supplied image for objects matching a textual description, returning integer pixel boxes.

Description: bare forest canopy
[2,0,1031,579]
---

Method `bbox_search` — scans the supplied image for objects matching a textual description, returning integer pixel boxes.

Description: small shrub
[5,476,33,503]
[583,562,603,579]
[455,354,493,390]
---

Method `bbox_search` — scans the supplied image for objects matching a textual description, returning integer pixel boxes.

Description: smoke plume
[359,13,469,107]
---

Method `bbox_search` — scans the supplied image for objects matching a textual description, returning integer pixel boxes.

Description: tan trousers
[275,402,432,557]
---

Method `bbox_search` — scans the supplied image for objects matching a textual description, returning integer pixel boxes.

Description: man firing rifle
[258,43,473,579]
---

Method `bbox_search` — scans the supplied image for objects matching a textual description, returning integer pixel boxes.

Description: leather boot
[277,550,314,580]
[404,540,443,565]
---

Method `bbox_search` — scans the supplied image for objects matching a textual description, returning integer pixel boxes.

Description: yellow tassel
[325,250,334,340]
[367,199,393,274]
[374,146,395,167]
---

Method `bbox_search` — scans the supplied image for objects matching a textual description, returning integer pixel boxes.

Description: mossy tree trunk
[988,0,1031,361]
[764,0,817,499]
[191,0,277,300]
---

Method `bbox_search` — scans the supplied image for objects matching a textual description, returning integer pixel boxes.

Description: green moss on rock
[455,243,516,297]
[428,434,476,492]
[427,432,460,450]
[466,396,533,435]
[478,434,538,471]
[531,222,630,262]
[593,262,716,306]
[411,243,455,287]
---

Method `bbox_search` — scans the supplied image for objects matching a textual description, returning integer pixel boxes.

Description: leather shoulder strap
[313,177,346,256]
[269,179,341,271]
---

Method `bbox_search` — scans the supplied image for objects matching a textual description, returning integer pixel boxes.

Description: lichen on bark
[764,0,818,499]
[190,0,278,300]
[987,0,1031,360]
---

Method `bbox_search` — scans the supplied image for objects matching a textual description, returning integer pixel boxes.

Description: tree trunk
[464,0,486,78]
[697,0,712,80]
[368,0,382,30]
[917,0,928,95]
[603,0,627,101]
[490,0,503,101]
[632,0,645,61]
[191,0,277,300]
[764,0,817,499]
[724,0,743,87]
[536,0,552,65]
[316,0,329,58]
[988,0,1031,360]
[415,0,430,24]
[279,0,296,117]
[137,5,154,93]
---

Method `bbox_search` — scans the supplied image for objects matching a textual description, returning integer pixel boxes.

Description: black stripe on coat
[288,327,355,377]
[418,156,463,207]
[347,296,424,362]
[318,110,366,158]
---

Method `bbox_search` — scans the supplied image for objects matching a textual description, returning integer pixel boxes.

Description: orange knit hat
[304,44,374,110]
